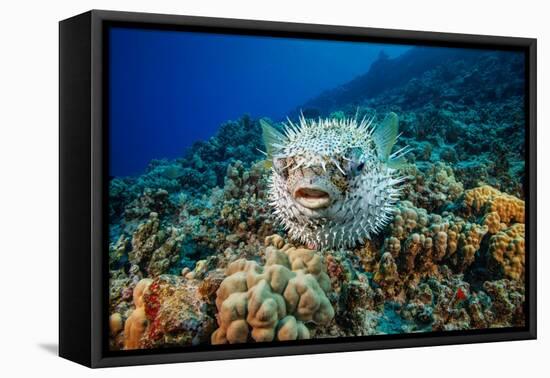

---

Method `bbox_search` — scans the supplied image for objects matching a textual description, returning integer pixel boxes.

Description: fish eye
[343,159,364,177]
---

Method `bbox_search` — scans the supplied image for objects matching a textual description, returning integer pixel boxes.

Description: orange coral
[385,201,488,272]
[488,223,525,280]
[463,185,524,224]
[482,211,504,234]
[457,223,486,267]
[211,236,334,344]
[123,278,152,349]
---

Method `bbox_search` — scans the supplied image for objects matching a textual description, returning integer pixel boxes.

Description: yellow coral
[284,270,333,323]
[109,313,123,336]
[123,307,148,350]
[286,247,331,292]
[483,211,504,234]
[464,185,524,224]
[458,223,486,266]
[211,236,334,345]
[276,315,310,340]
[433,231,448,261]
[385,201,490,272]
[123,278,152,350]
[247,280,286,341]
[489,223,525,280]
[133,278,152,308]
[264,234,285,249]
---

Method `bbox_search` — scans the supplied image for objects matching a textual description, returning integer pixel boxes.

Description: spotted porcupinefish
[261,112,408,249]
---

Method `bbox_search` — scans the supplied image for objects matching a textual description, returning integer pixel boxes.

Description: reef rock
[122,276,215,350]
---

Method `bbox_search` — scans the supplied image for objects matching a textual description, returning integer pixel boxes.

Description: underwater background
[108,27,527,350]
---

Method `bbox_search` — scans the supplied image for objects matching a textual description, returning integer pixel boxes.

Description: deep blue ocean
[109,27,410,176]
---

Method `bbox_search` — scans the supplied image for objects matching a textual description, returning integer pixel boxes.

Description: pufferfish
[260,112,408,250]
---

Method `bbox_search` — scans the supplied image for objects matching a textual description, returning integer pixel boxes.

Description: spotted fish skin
[262,113,408,250]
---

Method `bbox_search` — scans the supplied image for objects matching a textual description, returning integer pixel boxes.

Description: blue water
[109,27,410,176]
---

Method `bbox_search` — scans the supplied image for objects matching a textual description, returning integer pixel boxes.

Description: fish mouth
[293,186,331,209]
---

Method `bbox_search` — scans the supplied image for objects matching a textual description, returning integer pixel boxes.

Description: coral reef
[488,224,525,280]
[109,162,526,350]
[401,162,464,212]
[482,279,525,327]
[108,46,527,351]
[127,212,184,277]
[385,200,487,273]
[139,275,215,348]
[211,237,334,344]
[373,253,400,297]
[463,185,525,224]
[121,276,215,349]
[123,278,152,349]
[108,115,266,226]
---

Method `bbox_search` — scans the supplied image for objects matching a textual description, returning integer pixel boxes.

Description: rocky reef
[108,47,526,350]
[108,161,526,349]
[109,115,266,229]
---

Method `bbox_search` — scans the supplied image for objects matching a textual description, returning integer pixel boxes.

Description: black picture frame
[59,9,537,368]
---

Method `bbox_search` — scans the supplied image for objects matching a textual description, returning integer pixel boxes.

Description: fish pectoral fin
[373,112,399,161]
[386,156,407,169]
[387,145,413,169]
[260,118,286,158]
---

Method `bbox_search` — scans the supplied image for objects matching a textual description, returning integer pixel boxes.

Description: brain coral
[211,237,334,344]
[488,223,525,280]
[463,185,524,224]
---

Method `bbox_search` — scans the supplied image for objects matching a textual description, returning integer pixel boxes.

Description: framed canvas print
[59,10,536,368]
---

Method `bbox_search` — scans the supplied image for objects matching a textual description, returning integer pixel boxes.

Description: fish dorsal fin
[373,112,399,162]
[260,118,286,158]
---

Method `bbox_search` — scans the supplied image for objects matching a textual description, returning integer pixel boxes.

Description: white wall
[0,0,546,376]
